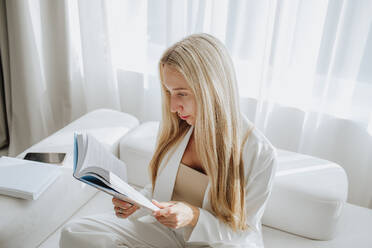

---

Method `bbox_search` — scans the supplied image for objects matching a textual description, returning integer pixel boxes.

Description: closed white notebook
[0,156,61,200]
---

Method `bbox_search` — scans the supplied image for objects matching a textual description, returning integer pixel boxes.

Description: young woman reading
[60,33,277,248]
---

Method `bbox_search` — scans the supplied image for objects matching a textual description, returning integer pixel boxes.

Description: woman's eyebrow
[172,87,188,91]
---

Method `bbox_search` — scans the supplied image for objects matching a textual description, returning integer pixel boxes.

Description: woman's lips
[180,115,190,120]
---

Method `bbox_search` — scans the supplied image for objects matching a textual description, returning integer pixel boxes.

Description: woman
[60,33,277,248]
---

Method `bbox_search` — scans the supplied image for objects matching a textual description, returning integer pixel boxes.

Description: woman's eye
[178,93,187,97]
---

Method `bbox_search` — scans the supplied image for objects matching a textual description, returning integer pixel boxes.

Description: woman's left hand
[152,200,200,229]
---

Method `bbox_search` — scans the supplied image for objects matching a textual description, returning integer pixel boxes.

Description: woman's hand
[112,198,139,219]
[152,200,200,229]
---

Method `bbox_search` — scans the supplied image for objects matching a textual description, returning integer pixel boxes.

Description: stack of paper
[0,156,61,200]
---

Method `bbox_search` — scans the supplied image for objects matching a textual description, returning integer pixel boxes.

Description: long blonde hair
[149,33,250,231]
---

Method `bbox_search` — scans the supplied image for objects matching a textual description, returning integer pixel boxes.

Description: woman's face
[162,65,196,126]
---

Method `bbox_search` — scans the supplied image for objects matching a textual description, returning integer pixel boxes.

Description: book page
[77,133,127,183]
[109,172,158,211]
[73,133,158,211]
[78,174,158,212]
[74,133,86,174]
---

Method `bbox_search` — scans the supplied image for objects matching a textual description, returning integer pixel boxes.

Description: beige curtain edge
[0,0,11,150]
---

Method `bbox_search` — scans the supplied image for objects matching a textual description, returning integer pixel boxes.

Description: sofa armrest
[0,109,139,248]
[17,109,139,167]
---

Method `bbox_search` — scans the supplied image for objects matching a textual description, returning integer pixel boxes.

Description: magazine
[0,156,60,200]
[73,132,158,212]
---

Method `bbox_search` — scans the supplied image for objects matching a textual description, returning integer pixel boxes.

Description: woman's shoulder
[241,116,277,168]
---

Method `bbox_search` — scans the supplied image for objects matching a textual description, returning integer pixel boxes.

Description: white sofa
[0,109,139,248]
[1,109,371,248]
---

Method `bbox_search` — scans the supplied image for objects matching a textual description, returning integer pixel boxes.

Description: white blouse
[130,116,277,247]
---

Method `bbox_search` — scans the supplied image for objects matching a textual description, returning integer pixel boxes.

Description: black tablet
[23,152,66,165]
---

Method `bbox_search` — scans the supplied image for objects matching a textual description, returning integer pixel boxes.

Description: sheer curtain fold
[238,0,372,209]
[76,0,121,111]
[1,0,371,208]
[2,0,121,156]
[6,0,50,155]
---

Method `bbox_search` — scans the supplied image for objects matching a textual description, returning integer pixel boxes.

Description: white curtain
[102,0,372,209]
[1,0,372,208]
[2,0,121,156]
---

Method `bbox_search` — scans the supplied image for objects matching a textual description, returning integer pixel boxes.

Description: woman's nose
[170,97,183,113]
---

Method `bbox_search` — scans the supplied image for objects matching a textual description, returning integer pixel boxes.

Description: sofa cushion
[119,121,348,240]
[262,203,372,247]
[0,109,139,248]
[120,121,159,187]
[263,149,348,240]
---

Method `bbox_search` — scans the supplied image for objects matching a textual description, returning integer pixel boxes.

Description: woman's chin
[186,119,194,126]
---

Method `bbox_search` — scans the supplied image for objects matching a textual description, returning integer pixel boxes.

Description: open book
[73,133,158,212]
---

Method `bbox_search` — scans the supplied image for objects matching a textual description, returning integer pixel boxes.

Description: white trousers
[59,212,210,248]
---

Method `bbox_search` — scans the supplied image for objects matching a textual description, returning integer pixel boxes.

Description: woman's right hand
[112,197,139,219]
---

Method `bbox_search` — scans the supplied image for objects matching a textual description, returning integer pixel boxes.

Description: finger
[155,215,166,221]
[113,198,133,209]
[112,198,132,206]
[115,205,138,215]
[154,207,171,217]
[114,207,124,215]
[122,208,136,216]
[154,215,169,224]
[127,205,139,213]
[115,207,137,218]
[114,206,128,212]
[152,200,163,208]
[112,197,130,206]
[155,214,175,225]
[152,200,174,208]
[152,202,176,217]
[115,211,128,219]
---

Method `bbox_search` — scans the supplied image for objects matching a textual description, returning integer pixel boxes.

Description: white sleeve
[183,140,277,246]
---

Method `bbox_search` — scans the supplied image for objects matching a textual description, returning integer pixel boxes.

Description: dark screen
[23,152,66,164]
